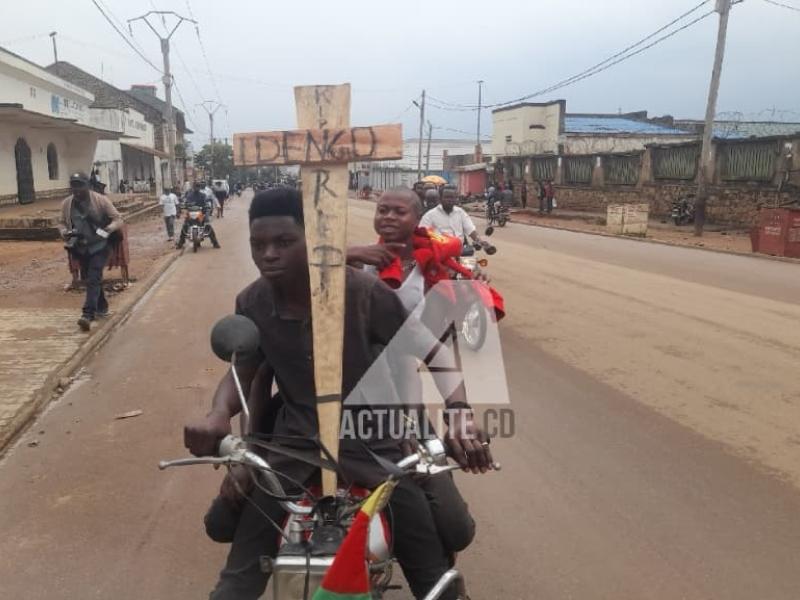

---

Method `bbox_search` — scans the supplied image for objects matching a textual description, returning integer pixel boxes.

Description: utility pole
[425,121,434,174]
[128,11,196,191]
[476,80,483,146]
[197,101,225,179]
[413,90,426,181]
[694,0,732,236]
[49,32,58,63]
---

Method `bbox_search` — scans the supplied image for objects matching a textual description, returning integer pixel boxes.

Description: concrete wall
[492,101,564,157]
[551,183,795,228]
[563,134,698,155]
[0,128,96,199]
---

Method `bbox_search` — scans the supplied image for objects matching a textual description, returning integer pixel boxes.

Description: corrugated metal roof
[565,116,689,135]
[711,121,800,139]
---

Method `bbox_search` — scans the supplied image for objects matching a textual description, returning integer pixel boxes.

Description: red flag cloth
[377,227,505,320]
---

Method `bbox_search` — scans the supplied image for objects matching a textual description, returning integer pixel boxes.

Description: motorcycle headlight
[189,211,201,219]
[459,257,477,270]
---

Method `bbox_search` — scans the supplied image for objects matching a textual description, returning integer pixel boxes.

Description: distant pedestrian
[159,187,180,241]
[544,179,555,214]
[521,184,528,209]
[59,172,123,332]
[538,180,546,214]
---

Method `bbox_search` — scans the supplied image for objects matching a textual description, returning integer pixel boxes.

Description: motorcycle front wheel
[460,302,487,351]
[498,214,508,227]
[192,229,200,253]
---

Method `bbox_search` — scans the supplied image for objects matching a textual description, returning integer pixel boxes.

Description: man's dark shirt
[235,267,409,488]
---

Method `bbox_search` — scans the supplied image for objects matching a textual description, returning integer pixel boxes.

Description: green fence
[604,154,641,185]
[563,156,594,184]
[718,141,778,182]
[652,144,700,180]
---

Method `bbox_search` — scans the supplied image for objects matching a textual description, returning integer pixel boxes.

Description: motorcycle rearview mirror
[210,315,260,363]
[484,226,494,237]
[483,243,497,255]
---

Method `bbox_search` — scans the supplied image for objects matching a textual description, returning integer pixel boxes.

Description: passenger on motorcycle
[420,186,483,246]
[175,181,221,249]
[347,187,499,557]
[185,188,491,600]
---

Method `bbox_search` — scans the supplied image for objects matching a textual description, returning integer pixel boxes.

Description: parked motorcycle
[183,204,211,252]
[671,195,695,226]
[160,315,498,600]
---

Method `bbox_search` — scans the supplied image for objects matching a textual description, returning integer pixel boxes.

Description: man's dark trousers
[75,246,110,319]
[209,477,458,600]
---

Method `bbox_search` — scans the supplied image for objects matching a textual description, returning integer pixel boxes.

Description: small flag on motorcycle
[311,481,397,600]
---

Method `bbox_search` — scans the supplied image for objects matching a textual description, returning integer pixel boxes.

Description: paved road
[1,196,799,599]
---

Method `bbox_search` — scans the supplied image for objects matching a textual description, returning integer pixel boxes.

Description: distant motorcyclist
[176,181,221,249]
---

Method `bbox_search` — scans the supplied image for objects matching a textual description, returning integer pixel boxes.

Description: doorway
[15,138,35,204]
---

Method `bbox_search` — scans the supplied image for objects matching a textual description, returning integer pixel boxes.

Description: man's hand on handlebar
[445,409,494,475]
[184,411,232,457]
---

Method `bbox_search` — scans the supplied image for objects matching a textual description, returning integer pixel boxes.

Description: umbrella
[421,175,447,186]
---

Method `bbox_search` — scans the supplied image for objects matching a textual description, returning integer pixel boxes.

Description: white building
[492,100,697,157]
[0,47,118,206]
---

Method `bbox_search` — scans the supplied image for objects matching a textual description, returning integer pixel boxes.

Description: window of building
[46,143,59,180]
[505,135,512,143]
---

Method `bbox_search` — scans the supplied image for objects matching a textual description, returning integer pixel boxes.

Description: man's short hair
[441,186,457,197]
[383,186,423,216]
[249,187,304,226]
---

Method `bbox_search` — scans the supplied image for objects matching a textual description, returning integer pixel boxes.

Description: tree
[193,143,233,180]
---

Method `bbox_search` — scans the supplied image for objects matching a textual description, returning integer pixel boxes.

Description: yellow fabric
[360,481,397,518]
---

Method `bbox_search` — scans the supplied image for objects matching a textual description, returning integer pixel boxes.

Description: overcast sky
[2,0,798,146]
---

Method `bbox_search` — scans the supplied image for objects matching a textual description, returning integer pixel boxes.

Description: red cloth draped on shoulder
[67,223,130,277]
[377,227,505,320]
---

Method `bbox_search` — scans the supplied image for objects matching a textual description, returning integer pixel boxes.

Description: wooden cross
[233,84,402,495]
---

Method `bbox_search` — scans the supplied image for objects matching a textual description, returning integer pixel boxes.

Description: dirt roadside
[0,212,175,310]
[0,212,181,453]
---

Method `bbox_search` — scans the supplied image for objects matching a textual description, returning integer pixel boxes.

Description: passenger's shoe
[77,316,92,332]
[95,309,110,318]
[213,244,221,249]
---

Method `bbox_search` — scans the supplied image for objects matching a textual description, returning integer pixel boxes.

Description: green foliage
[193,143,233,179]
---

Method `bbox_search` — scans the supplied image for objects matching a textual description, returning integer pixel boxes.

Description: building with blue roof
[492,100,698,158]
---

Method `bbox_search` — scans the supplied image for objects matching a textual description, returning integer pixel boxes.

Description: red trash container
[754,208,800,258]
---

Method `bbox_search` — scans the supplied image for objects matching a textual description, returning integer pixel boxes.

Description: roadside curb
[0,247,183,455]
[465,208,800,266]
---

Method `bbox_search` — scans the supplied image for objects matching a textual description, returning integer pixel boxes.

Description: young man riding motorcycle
[175,181,221,249]
[185,188,493,600]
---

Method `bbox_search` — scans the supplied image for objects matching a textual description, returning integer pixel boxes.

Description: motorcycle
[671,195,695,226]
[183,204,211,253]
[160,315,498,600]
[485,196,509,228]
[455,233,497,351]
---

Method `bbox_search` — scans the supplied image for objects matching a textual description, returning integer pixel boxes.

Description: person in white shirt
[159,187,180,241]
[419,186,482,244]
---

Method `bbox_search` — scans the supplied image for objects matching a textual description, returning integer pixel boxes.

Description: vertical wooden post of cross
[233,84,403,495]
[296,85,350,496]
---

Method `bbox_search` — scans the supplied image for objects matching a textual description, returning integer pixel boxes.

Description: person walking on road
[59,171,123,332]
[159,187,180,242]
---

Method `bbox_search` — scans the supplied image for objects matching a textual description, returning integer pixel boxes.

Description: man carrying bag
[59,172,123,332]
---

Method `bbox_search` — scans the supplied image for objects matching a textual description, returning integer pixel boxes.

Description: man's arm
[184,360,261,456]
[98,195,124,233]
[369,280,493,473]
[460,209,479,242]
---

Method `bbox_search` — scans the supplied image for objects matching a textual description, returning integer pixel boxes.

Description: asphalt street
[1,194,799,599]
